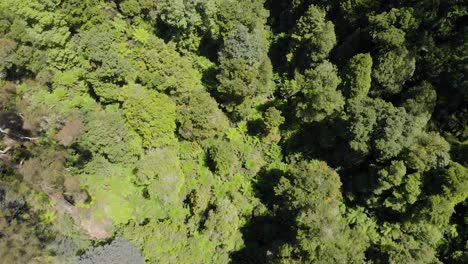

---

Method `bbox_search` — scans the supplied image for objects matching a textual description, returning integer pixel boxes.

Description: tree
[372,104,418,161]
[219,25,266,68]
[368,7,418,51]
[118,0,141,17]
[263,106,285,143]
[0,185,51,263]
[341,53,373,99]
[213,0,269,38]
[208,140,241,179]
[80,157,146,225]
[74,237,144,264]
[150,0,218,51]
[176,90,229,141]
[340,0,380,27]
[122,85,177,148]
[136,39,202,95]
[403,132,450,172]
[264,107,285,132]
[371,48,416,96]
[295,61,344,122]
[0,38,17,79]
[216,24,273,118]
[346,97,422,162]
[216,57,273,103]
[1,0,71,49]
[135,147,184,206]
[78,24,136,103]
[366,161,423,213]
[289,5,336,66]
[54,119,85,147]
[273,160,368,263]
[401,81,437,117]
[372,221,443,264]
[439,162,468,206]
[121,219,196,264]
[202,199,245,263]
[19,148,67,195]
[80,105,139,163]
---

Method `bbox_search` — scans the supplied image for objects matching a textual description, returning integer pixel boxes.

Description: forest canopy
[0,0,467,263]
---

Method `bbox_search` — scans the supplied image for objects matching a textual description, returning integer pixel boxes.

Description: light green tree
[122,85,177,148]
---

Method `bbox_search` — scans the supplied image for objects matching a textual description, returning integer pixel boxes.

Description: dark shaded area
[437,199,468,264]
[67,143,93,169]
[230,168,293,263]
[0,112,32,139]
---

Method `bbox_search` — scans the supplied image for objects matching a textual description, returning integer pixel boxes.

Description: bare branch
[0,127,40,140]
[0,146,11,154]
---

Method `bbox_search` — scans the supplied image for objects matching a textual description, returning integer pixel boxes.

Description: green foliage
[440,162,468,205]
[136,147,184,206]
[2,0,71,48]
[120,197,247,264]
[369,8,418,50]
[346,97,423,162]
[275,160,342,211]
[136,38,202,95]
[80,105,139,163]
[402,81,437,117]
[203,0,273,119]
[214,0,269,38]
[366,161,423,212]
[274,160,368,263]
[341,53,373,99]
[0,185,52,263]
[122,85,177,148]
[220,25,266,68]
[403,132,450,172]
[0,1,466,263]
[208,140,241,179]
[216,22,274,118]
[264,107,284,128]
[119,0,142,17]
[121,219,195,263]
[202,199,245,261]
[295,61,344,122]
[177,91,229,141]
[80,157,145,225]
[0,38,17,78]
[340,0,380,26]
[373,221,443,264]
[372,48,416,96]
[290,5,337,66]
[217,57,273,100]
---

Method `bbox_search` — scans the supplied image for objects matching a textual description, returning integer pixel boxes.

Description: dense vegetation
[0,0,466,263]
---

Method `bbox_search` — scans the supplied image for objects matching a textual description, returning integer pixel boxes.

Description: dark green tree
[341,53,373,99]
[371,48,416,96]
[273,160,368,263]
[289,5,336,66]
[295,61,344,122]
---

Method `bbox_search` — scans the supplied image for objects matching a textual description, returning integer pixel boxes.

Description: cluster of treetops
[0,0,466,263]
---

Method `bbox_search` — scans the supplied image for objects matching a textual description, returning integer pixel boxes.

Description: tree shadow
[0,111,32,139]
[246,118,265,137]
[67,143,93,169]
[230,168,295,263]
